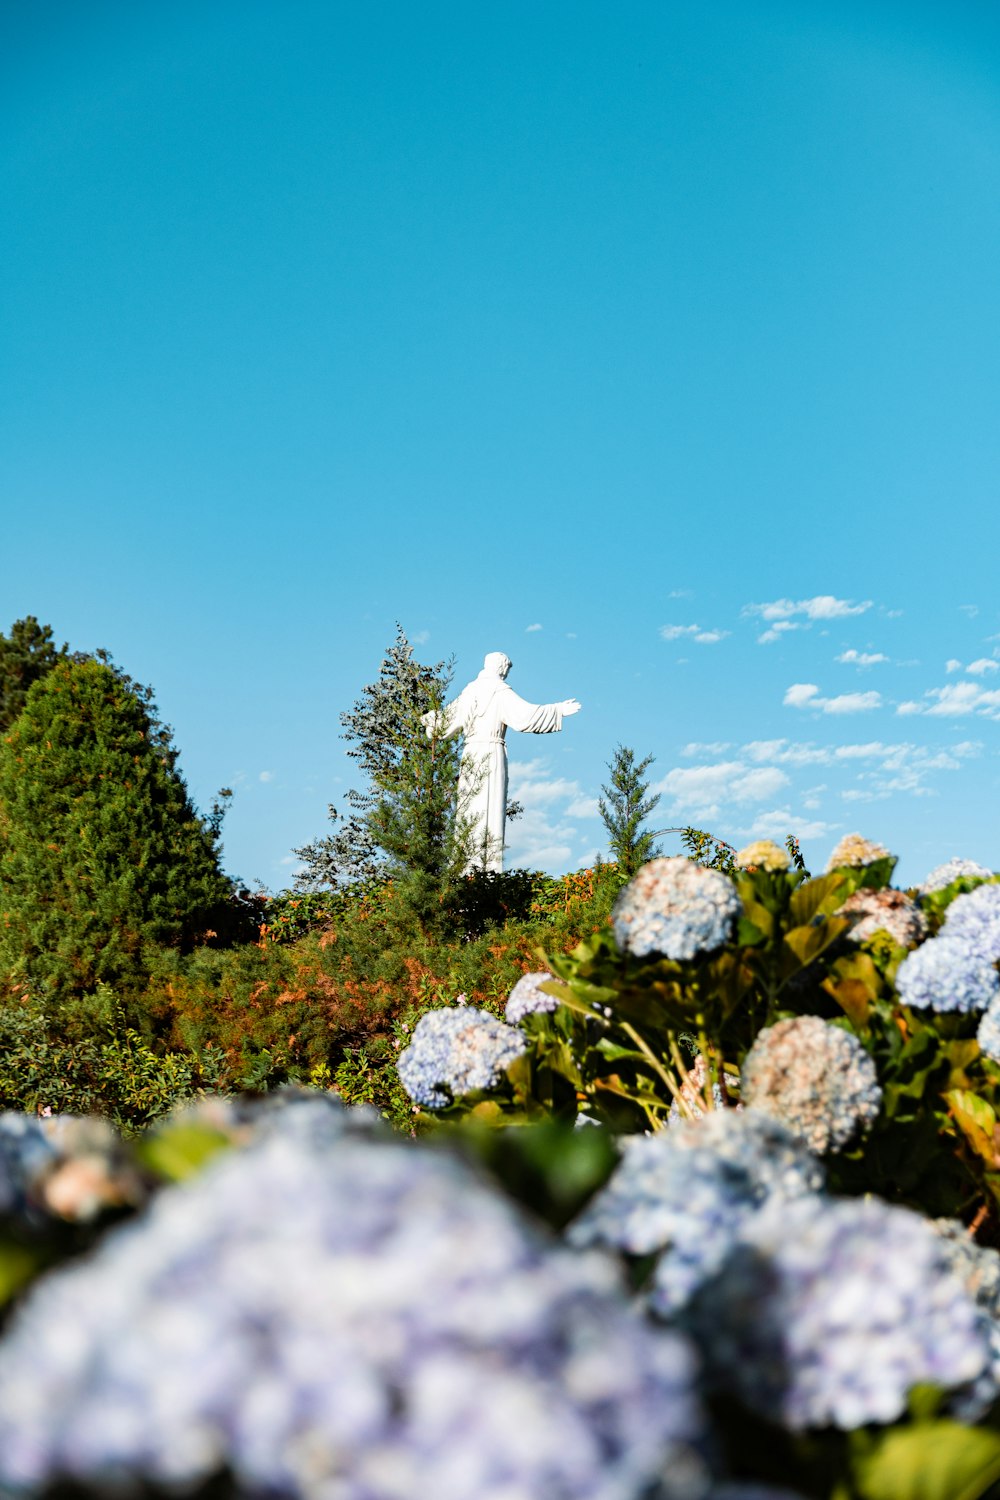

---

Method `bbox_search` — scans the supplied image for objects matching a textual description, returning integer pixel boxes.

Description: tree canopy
[0,657,235,1002]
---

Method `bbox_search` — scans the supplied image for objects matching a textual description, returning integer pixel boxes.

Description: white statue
[424,652,581,873]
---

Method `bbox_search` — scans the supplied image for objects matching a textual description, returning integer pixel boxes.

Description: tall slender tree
[598,745,661,880]
[0,616,67,732]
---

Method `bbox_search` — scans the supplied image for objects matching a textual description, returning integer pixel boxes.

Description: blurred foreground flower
[568,1110,822,1317]
[0,1097,708,1500]
[611,857,742,962]
[942,882,1000,963]
[838,887,927,949]
[689,1194,989,1431]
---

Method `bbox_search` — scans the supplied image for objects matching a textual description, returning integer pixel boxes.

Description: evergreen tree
[0,616,67,732]
[598,745,661,880]
[294,626,450,889]
[0,658,235,1002]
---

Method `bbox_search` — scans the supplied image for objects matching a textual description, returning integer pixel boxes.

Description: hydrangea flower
[740,1016,881,1155]
[397,1007,527,1108]
[0,1101,708,1500]
[931,1218,1000,1419]
[612,857,742,962]
[895,936,1000,1014]
[838,887,927,948]
[942,882,1000,963]
[977,996,1000,1064]
[825,833,891,871]
[0,1113,145,1227]
[710,1488,810,1500]
[920,858,993,894]
[689,1194,989,1431]
[734,840,791,872]
[568,1111,822,1317]
[505,970,560,1024]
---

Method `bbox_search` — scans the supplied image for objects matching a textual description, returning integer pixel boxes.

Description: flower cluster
[740,1016,882,1155]
[931,1218,1000,1418]
[825,833,891,871]
[0,1098,708,1500]
[895,936,1000,1014]
[838,887,927,949]
[568,1110,821,1317]
[611,857,743,962]
[734,840,790,872]
[396,1007,527,1109]
[690,1194,989,1431]
[920,858,993,894]
[941,882,1000,963]
[504,970,560,1024]
[0,1113,145,1227]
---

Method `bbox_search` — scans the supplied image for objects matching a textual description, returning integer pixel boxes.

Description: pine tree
[293,626,450,889]
[0,616,67,732]
[0,658,235,1002]
[598,745,661,880]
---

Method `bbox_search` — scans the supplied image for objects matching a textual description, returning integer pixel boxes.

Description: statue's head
[483,651,511,679]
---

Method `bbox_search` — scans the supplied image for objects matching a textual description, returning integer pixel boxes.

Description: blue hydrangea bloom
[978,996,1000,1064]
[0,1101,709,1500]
[920,858,993,894]
[942,882,1000,963]
[689,1194,989,1431]
[568,1111,822,1317]
[895,935,1000,1014]
[612,857,743,962]
[931,1218,1000,1421]
[504,970,560,1024]
[397,1007,527,1108]
[740,1017,882,1155]
[0,1114,58,1222]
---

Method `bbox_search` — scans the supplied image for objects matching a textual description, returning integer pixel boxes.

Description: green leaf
[854,1421,1000,1500]
[789,872,848,925]
[945,1089,1000,1167]
[136,1123,233,1183]
[0,1240,41,1304]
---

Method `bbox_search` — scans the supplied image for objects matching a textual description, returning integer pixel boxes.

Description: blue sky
[3,0,1000,889]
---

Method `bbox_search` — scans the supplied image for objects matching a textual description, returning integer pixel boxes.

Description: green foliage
[0,658,236,1003]
[294,626,450,889]
[598,745,661,880]
[0,616,67,732]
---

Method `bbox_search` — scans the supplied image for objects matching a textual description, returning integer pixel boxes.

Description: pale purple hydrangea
[0,1099,709,1500]
[895,935,1000,1014]
[740,1017,881,1155]
[0,1114,58,1222]
[568,1112,821,1317]
[505,970,560,1024]
[931,1218,1000,1420]
[978,996,1000,1064]
[942,882,1000,963]
[0,1113,145,1226]
[612,857,743,962]
[689,1194,990,1431]
[838,888,927,948]
[397,1007,527,1108]
[920,858,993,894]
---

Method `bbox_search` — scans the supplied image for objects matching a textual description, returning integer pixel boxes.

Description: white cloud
[682,741,732,756]
[784,683,820,708]
[259,771,274,783]
[837,649,888,666]
[566,795,601,818]
[411,629,430,644]
[656,761,789,820]
[960,604,980,618]
[743,808,836,840]
[898,682,1000,719]
[525,623,542,633]
[946,659,963,673]
[660,623,728,644]
[784,683,881,714]
[757,621,801,645]
[967,658,999,676]
[745,595,873,624]
[667,588,693,599]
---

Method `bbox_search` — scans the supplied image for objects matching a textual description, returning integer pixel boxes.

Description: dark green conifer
[0,658,234,1001]
[0,616,67,732]
[598,745,661,880]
